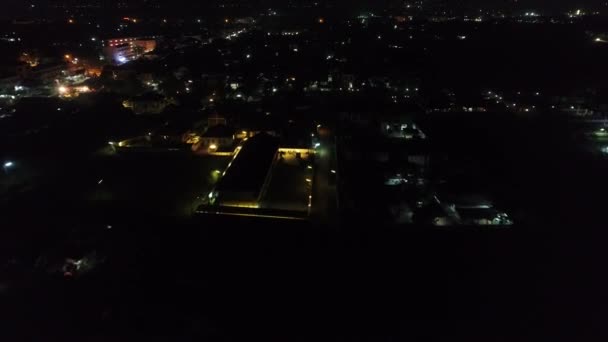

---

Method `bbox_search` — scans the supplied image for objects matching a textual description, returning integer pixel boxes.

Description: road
[310,137,339,226]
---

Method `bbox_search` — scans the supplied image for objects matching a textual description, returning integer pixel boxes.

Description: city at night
[1,0,608,339]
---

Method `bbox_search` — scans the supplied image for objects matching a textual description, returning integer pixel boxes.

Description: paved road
[311,137,338,226]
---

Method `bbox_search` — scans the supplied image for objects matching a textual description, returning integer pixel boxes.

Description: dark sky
[2,0,607,14]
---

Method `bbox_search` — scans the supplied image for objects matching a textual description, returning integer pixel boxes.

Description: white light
[314,143,321,148]
[246,54,251,59]
[4,161,14,168]
[331,170,336,174]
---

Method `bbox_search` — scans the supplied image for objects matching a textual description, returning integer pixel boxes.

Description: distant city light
[58,86,68,94]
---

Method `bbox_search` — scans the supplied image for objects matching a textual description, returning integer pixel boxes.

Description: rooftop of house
[202,124,235,138]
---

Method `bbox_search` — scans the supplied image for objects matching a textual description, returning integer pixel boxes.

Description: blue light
[117,55,127,64]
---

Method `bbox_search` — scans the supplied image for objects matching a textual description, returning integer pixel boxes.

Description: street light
[3,161,14,174]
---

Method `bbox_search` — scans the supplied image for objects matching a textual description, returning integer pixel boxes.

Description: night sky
[4,0,608,10]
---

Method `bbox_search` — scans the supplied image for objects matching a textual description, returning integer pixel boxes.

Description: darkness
[2,0,608,340]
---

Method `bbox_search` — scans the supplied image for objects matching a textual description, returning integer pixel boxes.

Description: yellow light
[65,54,71,59]
[318,18,325,24]
[68,19,74,24]
[58,86,68,94]
[225,18,229,23]
[209,144,218,150]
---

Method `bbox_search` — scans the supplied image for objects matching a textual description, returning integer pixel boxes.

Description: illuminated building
[209,133,279,208]
[102,37,157,65]
[200,125,235,152]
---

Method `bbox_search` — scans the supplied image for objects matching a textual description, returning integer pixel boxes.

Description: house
[198,124,235,152]
[122,93,175,114]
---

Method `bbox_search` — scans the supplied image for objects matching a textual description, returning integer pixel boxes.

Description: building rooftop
[215,133,279,202]
[202,124,234,138]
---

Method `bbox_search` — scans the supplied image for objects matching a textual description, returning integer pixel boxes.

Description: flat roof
[215,133,279,199]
